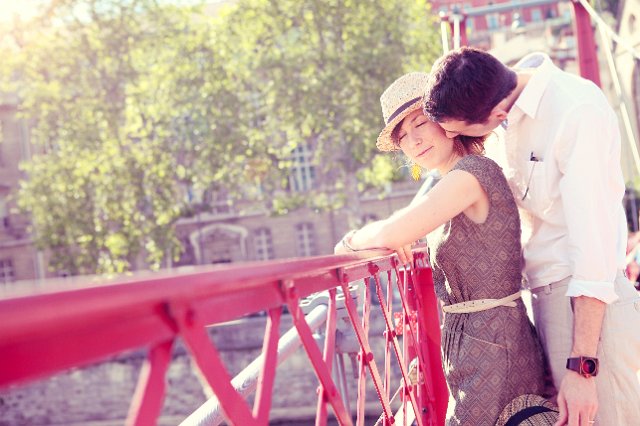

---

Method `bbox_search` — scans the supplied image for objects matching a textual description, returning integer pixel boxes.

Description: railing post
[571,0,602,87]
[126,339,174,426]
[253,306,282,423]
[413,266,448,426]
[282,279,353,426]
[315,288,337,426]
[170,302,258,426]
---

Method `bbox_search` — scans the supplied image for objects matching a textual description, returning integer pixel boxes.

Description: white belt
[442,291,522,314]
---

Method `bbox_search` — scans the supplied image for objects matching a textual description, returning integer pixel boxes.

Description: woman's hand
[334,230,358,254]
[395,243,414,266]
[334,240,350,255]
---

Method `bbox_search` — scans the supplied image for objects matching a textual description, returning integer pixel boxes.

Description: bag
[495,394,559,426]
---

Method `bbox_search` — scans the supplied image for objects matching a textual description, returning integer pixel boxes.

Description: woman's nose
[409,134,423,146]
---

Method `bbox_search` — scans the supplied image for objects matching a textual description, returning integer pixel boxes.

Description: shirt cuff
[565,278,619,304]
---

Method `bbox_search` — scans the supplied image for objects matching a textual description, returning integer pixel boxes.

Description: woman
[334,72,549,425]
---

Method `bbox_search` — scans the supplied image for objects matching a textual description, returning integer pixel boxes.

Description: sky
[0,0,44,23]
[0,1,224,24]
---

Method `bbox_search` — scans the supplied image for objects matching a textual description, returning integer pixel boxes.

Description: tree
[215,0,441,222]
[2,0,248,274]
[1,0,441,275]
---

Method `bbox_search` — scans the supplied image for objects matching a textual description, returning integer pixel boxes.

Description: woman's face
[396,109,457,172]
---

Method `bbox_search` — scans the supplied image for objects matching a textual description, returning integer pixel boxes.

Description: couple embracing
[335,47,640,426]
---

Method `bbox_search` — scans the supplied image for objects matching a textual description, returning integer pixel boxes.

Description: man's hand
[554,295,606,425]
[554,371,597,426]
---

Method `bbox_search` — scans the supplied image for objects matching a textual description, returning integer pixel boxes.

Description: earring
[410,164,422,181]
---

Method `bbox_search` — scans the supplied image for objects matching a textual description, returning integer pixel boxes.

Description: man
[422,47,640,426]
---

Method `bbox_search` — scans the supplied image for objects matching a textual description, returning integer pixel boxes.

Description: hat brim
[376,100,423,152]
[495,394,559,426]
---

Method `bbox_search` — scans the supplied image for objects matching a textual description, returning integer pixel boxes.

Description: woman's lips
[417,146,432,158]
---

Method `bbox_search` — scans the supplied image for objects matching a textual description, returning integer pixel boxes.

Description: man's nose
[444,131,458,139]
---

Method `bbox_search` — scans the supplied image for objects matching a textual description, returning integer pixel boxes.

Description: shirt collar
[511,52,556,120]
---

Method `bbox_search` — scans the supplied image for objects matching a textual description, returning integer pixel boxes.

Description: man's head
[422,47,517,138]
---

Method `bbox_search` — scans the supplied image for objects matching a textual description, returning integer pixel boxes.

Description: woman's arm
[336,169,487,257]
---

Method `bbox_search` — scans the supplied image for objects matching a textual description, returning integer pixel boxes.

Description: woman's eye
[416,121,427,127]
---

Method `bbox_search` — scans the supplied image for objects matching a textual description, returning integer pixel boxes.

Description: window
[209,190,234,215]
[486,13,499,30]
[0,259,14,284]
[463,4,474,32]
[253,228,274,261]
[531,9,543,22]
[289,144,315,192]
[295,222,317,257]
[0,197,7,229]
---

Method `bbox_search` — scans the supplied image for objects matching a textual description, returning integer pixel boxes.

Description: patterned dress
[427,155,547,425]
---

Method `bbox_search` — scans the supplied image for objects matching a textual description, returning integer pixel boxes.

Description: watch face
[582,359,597,375]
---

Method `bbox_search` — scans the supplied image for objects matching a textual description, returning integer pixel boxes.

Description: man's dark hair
[423,47,517,124]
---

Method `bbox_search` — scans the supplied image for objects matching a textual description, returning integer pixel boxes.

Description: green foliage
[218,0,439,207]
[2,0,441,275]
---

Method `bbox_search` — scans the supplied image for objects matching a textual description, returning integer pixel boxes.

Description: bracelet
[341,230,358,252]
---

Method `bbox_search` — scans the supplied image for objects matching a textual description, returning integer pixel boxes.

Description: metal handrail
[0,247,447,425]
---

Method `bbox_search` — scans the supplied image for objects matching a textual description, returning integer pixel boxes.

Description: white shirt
[486,53,626,304]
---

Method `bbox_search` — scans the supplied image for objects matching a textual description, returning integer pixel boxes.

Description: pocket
[601,292,640,373]
[521,163,552,216]
[613,276,640,308]
[602,287,640,348]
[461,331,508,350]
[454,332,509,386]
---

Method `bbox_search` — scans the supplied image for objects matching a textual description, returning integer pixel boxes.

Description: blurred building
[614,0,640,184]
[0,96,47,284]
[431,0,560,41]
[3,0,640,282]
[0,0,425,283]
[0,91,421,283]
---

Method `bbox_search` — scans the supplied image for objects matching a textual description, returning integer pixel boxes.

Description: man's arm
[555,297,605,426]
[554,103,624,425]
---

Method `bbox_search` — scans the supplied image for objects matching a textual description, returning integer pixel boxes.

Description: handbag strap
[504,406,559,426]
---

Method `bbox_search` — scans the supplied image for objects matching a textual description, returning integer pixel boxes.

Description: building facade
[0,98,421,283]
[430,0,561,34]
[615,0,640,184]
[0,101,48,285]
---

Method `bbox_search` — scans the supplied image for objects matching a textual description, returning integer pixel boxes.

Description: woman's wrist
[341,230,358,252]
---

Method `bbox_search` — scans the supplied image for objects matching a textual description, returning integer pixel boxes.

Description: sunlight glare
[0,0,43,24]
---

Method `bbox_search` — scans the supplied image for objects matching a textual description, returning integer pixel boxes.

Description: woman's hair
[456,134,487,156]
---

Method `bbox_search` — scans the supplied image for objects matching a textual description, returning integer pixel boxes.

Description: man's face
[437,116,503,139]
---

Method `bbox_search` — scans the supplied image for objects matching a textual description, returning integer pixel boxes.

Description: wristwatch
[566,356,599,378]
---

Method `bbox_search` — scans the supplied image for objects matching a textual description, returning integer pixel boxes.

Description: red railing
[0,248,448,425]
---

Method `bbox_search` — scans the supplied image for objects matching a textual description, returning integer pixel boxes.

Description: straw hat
[495,394,559,426]
[376,72,430,152]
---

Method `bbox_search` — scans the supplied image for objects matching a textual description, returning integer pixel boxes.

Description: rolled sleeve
[565,277,618,304]
[557,104,625,305]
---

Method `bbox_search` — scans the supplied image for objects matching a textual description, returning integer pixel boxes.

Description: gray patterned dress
[427,155,547,426]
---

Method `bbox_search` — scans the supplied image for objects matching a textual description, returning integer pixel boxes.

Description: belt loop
[543,284,552,295]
